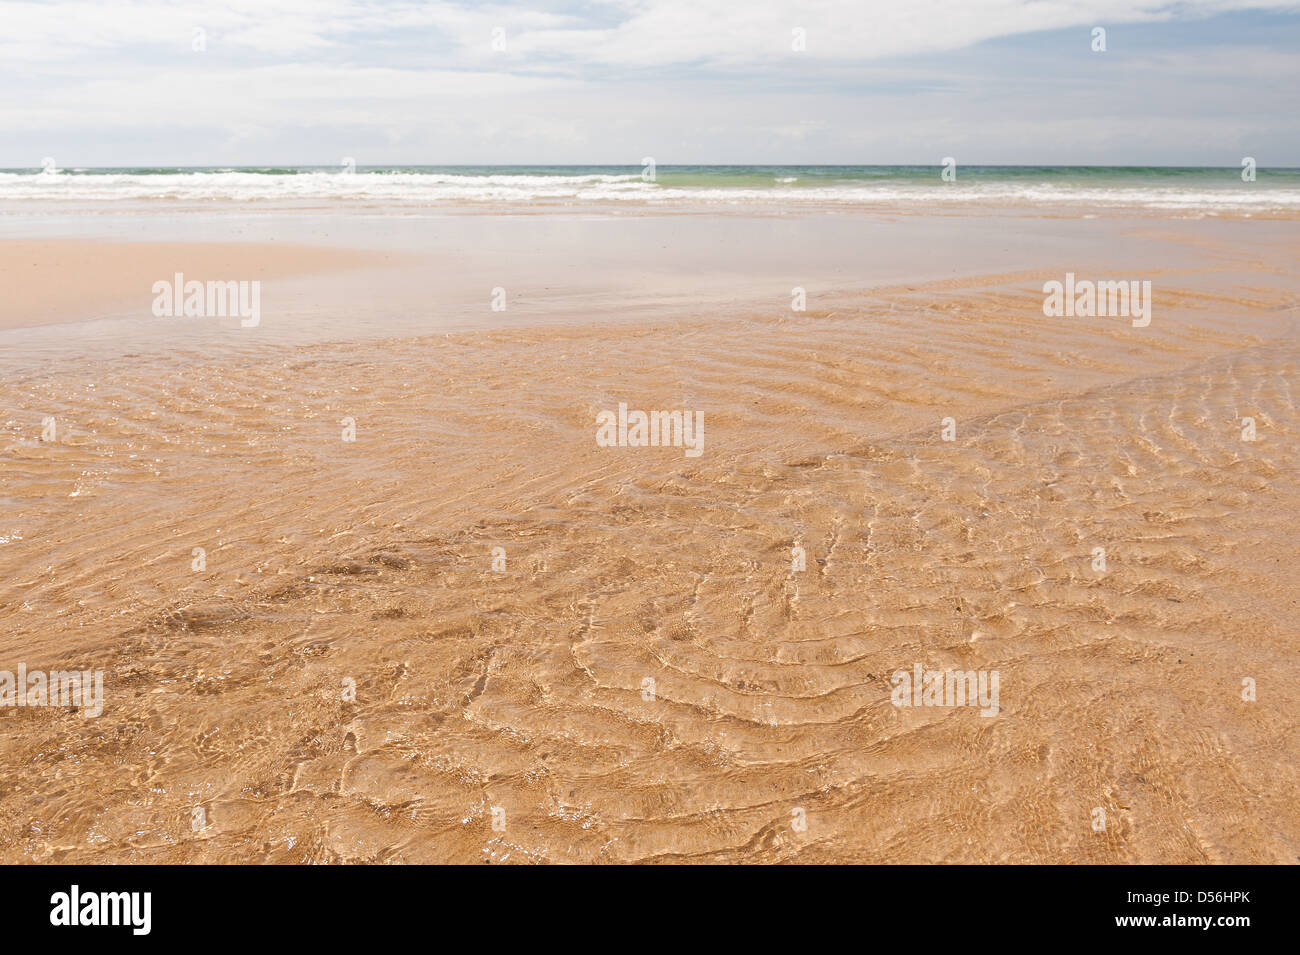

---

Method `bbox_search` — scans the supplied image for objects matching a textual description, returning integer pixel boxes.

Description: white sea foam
[1,170,1297,212]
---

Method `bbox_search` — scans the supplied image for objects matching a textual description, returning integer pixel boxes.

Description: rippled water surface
[1,211,1298,863]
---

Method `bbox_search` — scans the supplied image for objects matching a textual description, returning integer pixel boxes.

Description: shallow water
[1,210,1297,863]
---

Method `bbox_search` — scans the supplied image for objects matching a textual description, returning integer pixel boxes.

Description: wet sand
[0,239,397,331]
[0,210,1297,863]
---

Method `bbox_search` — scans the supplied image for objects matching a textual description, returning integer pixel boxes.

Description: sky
[1,0,1298,167]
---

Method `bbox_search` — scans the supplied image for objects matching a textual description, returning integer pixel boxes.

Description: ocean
[2,165,1298,212]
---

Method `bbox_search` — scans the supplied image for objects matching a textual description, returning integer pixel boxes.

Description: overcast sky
[2,0,1298,167]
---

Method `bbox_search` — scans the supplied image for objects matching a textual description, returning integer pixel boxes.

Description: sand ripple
[1,274,1297,862]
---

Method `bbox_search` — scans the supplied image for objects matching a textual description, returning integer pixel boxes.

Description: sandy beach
[0,239,401,332]
[1,203,1296,863]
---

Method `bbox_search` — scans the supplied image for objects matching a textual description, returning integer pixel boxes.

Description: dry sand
[0,215,1297,863]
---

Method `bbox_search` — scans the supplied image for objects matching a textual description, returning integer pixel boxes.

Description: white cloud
[2,0,1298,67]
[1,0,1297,164]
